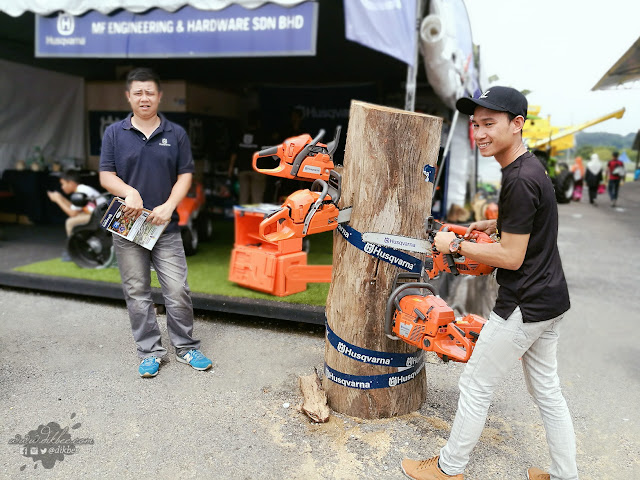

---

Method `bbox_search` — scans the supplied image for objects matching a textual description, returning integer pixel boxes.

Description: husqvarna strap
[326,321,423,368]
[324,362,424,390]
[324,320,424,389]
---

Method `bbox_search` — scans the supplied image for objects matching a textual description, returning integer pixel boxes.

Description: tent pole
[404,0,423,112]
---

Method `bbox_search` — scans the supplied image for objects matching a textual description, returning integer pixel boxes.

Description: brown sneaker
[527,467,550,480]
[401,455,464,479]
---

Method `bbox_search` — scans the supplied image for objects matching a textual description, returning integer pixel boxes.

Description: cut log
[299,372,331,423]
[323,100,442,419]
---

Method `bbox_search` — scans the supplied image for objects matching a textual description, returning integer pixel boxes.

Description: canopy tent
[0,0,305,17]
[592,35,640,90]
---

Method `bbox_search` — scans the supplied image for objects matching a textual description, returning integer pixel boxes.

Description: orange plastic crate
[229,246,308,296]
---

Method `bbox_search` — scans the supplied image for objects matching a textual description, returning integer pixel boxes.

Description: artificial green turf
[13,221,333,306]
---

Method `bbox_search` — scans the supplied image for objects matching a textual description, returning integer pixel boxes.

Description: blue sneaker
[176,349,212,371]
[138,356,161,377]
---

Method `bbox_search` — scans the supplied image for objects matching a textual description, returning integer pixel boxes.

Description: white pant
[439,307,578,480]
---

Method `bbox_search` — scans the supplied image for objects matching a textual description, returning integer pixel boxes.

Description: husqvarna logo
[57,13,75,36]
[159,138,171,147]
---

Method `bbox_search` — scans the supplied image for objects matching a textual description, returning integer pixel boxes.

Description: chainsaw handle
[252,145,282,175]
[259,207,295,242]
[303,180,329,235]
[255,145,279,157]
[445,323,474,362]
[325,126,342,157]
[291,129,326,177]
[385,282,437,339]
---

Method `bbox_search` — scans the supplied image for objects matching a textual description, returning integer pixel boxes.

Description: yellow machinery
[523,107,625,156]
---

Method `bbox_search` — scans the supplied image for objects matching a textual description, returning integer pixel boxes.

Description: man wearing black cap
[401,87,577,480]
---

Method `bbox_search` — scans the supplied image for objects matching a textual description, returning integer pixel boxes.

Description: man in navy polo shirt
[402,87,577,480]
[99,67,212,378]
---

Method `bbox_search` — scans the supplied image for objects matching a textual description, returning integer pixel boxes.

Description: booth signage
[35,3,318,58]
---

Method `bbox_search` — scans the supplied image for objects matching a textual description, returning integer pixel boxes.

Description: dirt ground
[1,181,639,479]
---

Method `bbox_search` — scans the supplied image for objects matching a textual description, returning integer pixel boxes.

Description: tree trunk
[323,100,442,419]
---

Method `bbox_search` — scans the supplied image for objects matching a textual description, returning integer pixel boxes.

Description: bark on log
[323,101,442,419]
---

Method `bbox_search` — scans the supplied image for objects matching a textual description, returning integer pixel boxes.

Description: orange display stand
[228,205,331,296]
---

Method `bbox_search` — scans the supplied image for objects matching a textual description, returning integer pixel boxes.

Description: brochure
[100,197,167,250]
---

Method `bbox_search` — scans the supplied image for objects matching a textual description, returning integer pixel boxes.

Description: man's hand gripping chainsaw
[424,216,496,279]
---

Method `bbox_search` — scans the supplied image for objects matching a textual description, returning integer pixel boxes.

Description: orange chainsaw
[424,216,496,279]
[258,170,345,242]
[385,273,486,363]
[252,127,341,182]
[361,216,496,280]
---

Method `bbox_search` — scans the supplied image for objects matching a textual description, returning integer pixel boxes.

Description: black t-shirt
[234,130,264,172]
[495,151,570,322]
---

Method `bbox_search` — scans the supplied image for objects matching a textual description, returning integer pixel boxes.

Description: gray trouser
[439,307,578,480]
[113,232,200,359]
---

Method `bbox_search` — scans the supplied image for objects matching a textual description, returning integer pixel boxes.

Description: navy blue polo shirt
[99,113,194,233]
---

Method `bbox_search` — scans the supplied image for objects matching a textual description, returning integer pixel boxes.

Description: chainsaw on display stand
[252,127,341,182]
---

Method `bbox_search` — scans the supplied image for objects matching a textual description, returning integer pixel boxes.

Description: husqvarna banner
[35,3,317,58]
[344,0,416,66]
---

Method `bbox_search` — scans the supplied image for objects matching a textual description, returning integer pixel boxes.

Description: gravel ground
[1,181,639,479]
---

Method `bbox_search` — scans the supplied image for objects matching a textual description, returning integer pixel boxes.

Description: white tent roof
[592,35,640,90]
[0,0,307,17]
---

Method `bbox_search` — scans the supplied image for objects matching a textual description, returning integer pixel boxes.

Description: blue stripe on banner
[324,362,424,390]
[326,321,422,368]
[336,224,423,274]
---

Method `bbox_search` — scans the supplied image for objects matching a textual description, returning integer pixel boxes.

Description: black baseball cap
[456,86,528,119]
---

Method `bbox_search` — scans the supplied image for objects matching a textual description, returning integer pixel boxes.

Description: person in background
[99,67,212,378]
[47,170,103,260]
[585,153,603,206]
[402,87,577,480]
[605,151,625,207]
[570,156,584,201]
[228,110,266,205]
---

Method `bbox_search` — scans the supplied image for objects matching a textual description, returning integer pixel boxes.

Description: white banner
[344,0,417,66]
[0,59,85,173]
